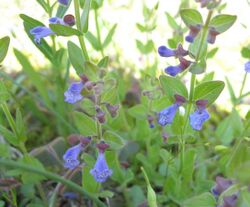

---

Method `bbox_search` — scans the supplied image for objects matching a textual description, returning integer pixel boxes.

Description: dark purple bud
[85,81,96,90]
[80,75,89,83]
[67,134,84,145]
[96,141,110,153]
[196,99,208,110]
[195,0,212,8]
[63,14,75,26]
[223,194,238,207]
[211,176,233,196]
[244,61,250,73]
[147,115,155,128]
[185,24,202,43]
[179,57,192,70]
[207,27,220,44]
[120,161,130,169]
[176,44,188,57]
[174,94,186,105]
[96,108,106,124]
[80,136,91,145]
[106,104,119,118]
[162,132,169,143]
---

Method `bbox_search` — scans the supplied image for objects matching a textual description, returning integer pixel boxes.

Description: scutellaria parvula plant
[1,0,250,207]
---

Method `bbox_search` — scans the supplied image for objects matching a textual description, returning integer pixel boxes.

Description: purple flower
[223,194,238,207]
[58,0,69,6]
[90,142,112,183]
[64,82,84,104]
[185,24,202,43]
[211,176,233,196]
[29,26,54,44]
[189,100,210,130]
[49,17,65,25]
[244,61,250,73]
[195,0,212,8]
[147,115,155,128]
[158,44,188,58]
[63,143,83,169]
[207,27,220,44]
[158,94,186,126]
[165,57,192,76]
[63,14,76,26]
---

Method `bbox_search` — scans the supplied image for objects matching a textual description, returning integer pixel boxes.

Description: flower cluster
[157,95,210,131]
[158,44,191,76]
[30,14,75,44]
[211,176,238,207]
[63,137,113,183]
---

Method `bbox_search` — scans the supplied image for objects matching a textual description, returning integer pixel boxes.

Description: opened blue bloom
[49,17,65,25]
[244,61,250,73]
[30,26,54,44]
[158,44,188,58]
[64,82,84,104]
[90,151,112,183]
[165,57,191,76]
[189,100,210,130]
[58,0,69,6]
[158,95,186,126]
[63,143,82,170]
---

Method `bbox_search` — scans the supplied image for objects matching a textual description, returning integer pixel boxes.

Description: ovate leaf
[49,24,82,36]
[209,14,237,33]
[0,36,10,63]
[180,9,203,27]
[74,111,97,136]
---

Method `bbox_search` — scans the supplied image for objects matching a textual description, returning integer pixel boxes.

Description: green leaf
[73,111,97,136]
[159,75,188,101]
[16,109,27,142]
[165,12,179,30]
[56,0,72,18]
[0,36,10,63]
[14,49,52,107]
[183,193,216,207]
[49,24,82,36]
[136,40,154,54]
[127,104,147,120]
[0,81,10,103]
[85,31,101,50]
[36,0,48,12]
[189,59,206,74]
[182,149,196,183]
[83,61,99,81]
[103,24,117,48]
[98,56,109,68]
[188,32,207,60]
[207,47,219,59]
[19,14,54,62]
[209,14,237,33]
[241,45,250,59]
[180,9,203,27]
[81,0,91,33]
[141,167,157,207]
[103,131,125,150]
[67,41,84,76]
[91,0,104,9]
[0,125,19,146]
[194,80,225,106]
[225,76,237,104]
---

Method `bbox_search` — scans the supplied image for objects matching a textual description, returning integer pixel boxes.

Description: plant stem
[239,72,248,98]
[0,159,107,207]
[179,10,213,173]
[36,183,48,207]
[94,9,104,57]
[73,0,89,61]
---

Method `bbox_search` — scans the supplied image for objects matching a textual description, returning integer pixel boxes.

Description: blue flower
[189,109,210,130]
[211,176,233,197]
[63,143,82,170]
[244,61,250,73]
[90,151,112,183]
[158,104,179,126]
[158,46,175,57]
[29,26,55,44]
[49,17,65,25]
[165,66,182,76]
[165,57,191,77]
[64,82,84,104]
[58,0,69,6]
[185,24,202,43]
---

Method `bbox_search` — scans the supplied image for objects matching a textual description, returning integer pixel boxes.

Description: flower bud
[96,107,106,124]
[63,14,75,26]
[106,103,119,118]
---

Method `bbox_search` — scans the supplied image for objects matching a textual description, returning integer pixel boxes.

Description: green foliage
[180,9,203,27]
[49,24,82,36]
[74,111,97,136]
[209,14,237,33]
[0,36,10,63]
